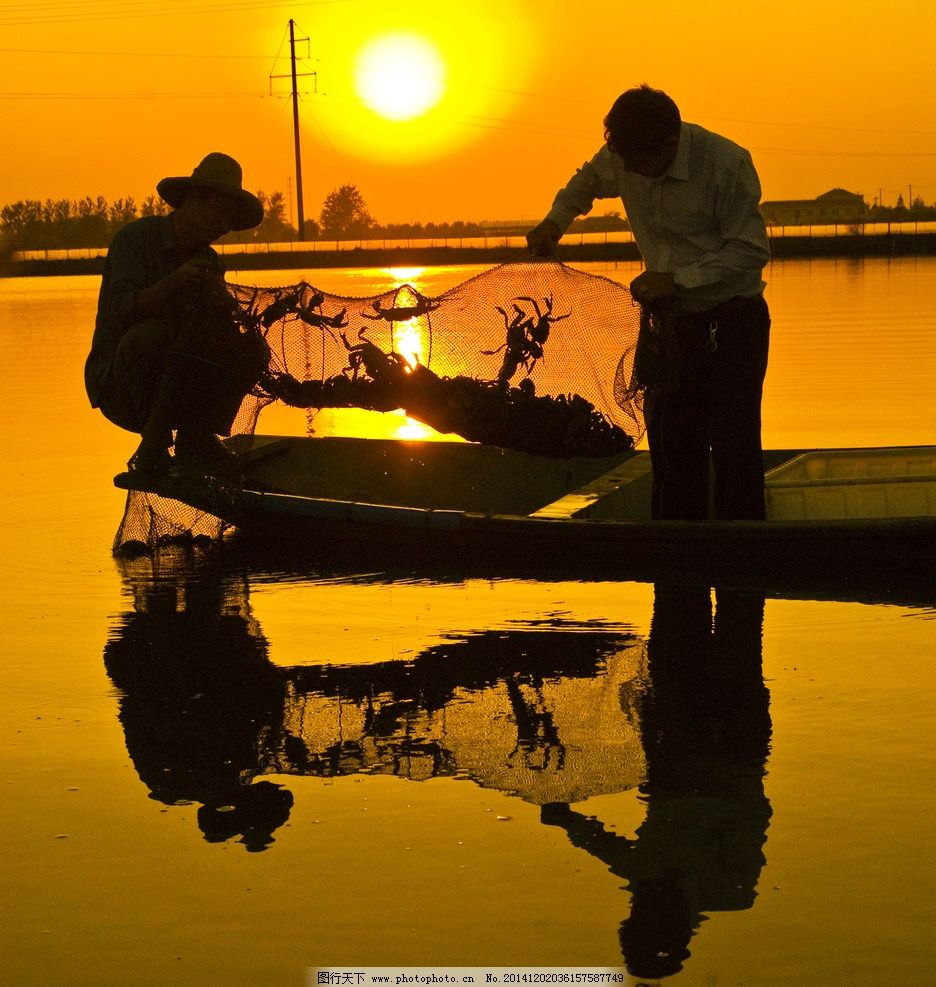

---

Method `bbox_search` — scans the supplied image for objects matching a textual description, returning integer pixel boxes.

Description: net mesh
[114,259,645,555]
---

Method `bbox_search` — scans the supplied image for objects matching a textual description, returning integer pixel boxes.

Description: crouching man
[85,152,267,475]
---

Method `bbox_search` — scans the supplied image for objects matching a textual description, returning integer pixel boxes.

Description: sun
[353,32,446,121]
[314,5,537,164]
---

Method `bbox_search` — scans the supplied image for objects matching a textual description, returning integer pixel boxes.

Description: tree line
[0,190,295,251]
[1,183,628,252]
[11,179,928,253]
[868,196,936,221]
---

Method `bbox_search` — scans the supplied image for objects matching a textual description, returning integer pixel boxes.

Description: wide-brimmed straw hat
[156,152,264,231]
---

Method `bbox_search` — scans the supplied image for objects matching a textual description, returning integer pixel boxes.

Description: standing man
[527,85,771,520]
[86,152,266,475]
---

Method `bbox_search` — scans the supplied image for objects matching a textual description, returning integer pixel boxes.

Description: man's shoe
[175,432,240,478]
[128,440,173,474]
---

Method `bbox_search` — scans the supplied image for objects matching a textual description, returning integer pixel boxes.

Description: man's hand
[174,258,222,290]
[526,219,562,257]
[134,259,225,320]
[630,270,677,304]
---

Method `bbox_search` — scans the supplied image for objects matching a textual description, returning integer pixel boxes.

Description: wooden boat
[114,436,936,589]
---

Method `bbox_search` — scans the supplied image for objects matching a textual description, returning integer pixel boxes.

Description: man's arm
[97,224,154,332]
[101,222,225,328]
[526,218,562,257]
[526,147,620,256]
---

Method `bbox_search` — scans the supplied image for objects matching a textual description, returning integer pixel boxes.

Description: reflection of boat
[114,437,936,586]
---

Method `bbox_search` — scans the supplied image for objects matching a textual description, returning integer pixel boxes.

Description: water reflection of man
[541,584,772,979]
[103,562,293,852]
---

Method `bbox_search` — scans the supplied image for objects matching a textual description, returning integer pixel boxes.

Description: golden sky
[2,0,935,225]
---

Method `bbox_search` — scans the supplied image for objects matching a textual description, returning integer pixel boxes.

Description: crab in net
[485,293,572,387]
[233,261,644,458]
[113,261,646,555]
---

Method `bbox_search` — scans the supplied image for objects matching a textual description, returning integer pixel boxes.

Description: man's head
[604,85,681,177]
[157,152,264,240]
[171,186,242,245]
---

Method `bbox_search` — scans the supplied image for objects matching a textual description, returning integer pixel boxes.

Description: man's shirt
[546,122,770,312]
[85,214,221,407]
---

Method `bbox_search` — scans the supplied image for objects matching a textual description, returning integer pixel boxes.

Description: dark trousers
[99,314,266,440]
[645,295,770,521]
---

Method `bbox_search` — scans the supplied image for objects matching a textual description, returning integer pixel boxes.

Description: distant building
[477,213,629,236]
[760,188,870,226]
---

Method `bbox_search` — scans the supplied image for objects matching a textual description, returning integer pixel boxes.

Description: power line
[750,147,936,158]
[4,36,936,149]
[1,80,934,163]
[0,44,277,59]
[1,30,934,162]
[469,85,936,137]
[701,114,936,137]
[0,90,277,99]
[0,0,363,27]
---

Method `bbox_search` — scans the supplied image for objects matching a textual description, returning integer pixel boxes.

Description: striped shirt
[546,122,770,312]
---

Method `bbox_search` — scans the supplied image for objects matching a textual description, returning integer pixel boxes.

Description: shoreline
[3,231,935,278]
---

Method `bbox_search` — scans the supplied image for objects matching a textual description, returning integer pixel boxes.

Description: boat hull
[242,493,935,582]
[113,436,936,592]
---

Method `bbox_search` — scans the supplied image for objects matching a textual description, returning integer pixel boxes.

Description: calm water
[1,257,935,986]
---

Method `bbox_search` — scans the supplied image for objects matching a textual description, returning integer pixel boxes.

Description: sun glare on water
[393,319,426,368]
[354,33,446,121]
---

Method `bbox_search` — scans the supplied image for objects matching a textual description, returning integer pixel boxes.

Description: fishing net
[114,259,645,555]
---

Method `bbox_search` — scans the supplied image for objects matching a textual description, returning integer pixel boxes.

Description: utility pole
[289,19,305,241]
[271,20,315,241]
